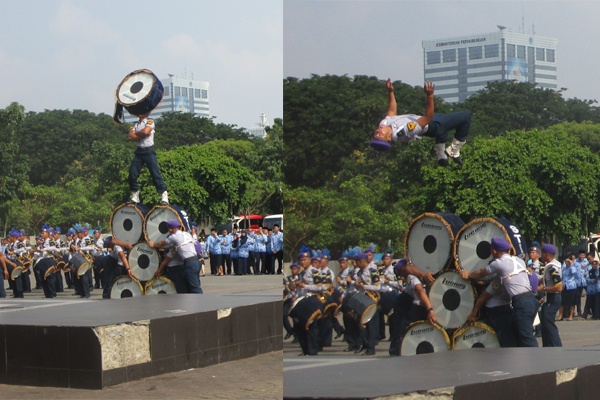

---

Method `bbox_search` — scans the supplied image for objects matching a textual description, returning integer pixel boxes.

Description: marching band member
[316,249,335,348]
[51,227,65,293]
[294,246,321,356]
[283,263,301,341]
[16,229,33,293]
[101,236,133,299]
[92,227,105,289]
[5,230,24,298]
[35,225,59,298]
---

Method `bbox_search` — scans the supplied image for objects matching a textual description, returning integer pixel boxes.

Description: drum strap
[501,256,527,283]
[113,102,125,125]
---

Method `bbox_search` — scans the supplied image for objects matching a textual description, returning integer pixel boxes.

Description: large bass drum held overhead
[113,69,164,124]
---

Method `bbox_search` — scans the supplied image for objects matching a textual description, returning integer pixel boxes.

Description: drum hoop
[304,309,322,331]
[453,217,517,273]
[144,276,176,293]
[77,262,91,277]
[111,275,144,298]
[359,303,378,328]
[405,212,462,271]
[144,205,188,242]
[452,321,498,349]
[43,266,56,280]
[116,69,157,107]
[365,290,380,303]
[403,320,451,349]
[10,266,23,280]
[322,303,338,318]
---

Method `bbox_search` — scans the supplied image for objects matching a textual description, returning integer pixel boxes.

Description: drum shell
[289,295,323,331]
[405,212,465,275]
[116,69,164,116]
[345,291,378,327]
[144,205,192,243]
[128,242,161,282]
[35,257,57,279]
[454,217,527,275]
[69,253,90,276]
[400,321,451,356]
[144,276,177,295]
[452,321,500,350]
[428,271,477,329]
[110,275,144,298]
[111,203,150,244]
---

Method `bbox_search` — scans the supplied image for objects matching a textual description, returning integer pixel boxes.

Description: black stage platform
[0,294,282,389]
[284,347,600,399]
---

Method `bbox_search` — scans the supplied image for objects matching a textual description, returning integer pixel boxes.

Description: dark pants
[512,293,539,347]
[257,252,266,274]
[128,147,167,193]
[238,257,249,275]
[274,250,283,274]
[35,258,57,298]
[265,252,273,274]
[582,292,596,319]
[540,293,562,347]
[388,292,415,356]
[209,254,222,275]
[6,262,24,298]
[425,111,471,143]
[283,299,294,335]
[222,254,232,275]
[575,287,584,314]
[74,270,91,298]
[232,257,239,275]
[483,304,517,347]
[0,272,5,298]
[22,269,32,292]
[53,270,64,292]
[100,256,126,299]
[183,256,203,294]
[294,320,319,356]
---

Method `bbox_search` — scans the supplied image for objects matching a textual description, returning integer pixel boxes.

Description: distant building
[422,30,558,103]
[247,112,269,139]
[125,74,209,123]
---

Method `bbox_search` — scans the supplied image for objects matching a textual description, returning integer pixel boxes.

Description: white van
[263,214,283,231]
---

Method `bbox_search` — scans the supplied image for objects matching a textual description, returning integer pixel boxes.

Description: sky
[0,0,282,130]
[284,0,600,103]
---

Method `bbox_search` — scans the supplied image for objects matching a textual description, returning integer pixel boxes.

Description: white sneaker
[161,191,169,205]
[128,191,140,204]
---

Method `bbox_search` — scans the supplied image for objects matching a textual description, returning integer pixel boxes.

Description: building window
[201,90,208,99]
[442,49,456,63]
[536,48,545,61]
[469,46,483,60]
[194,89,201,98]
[517,45,526,59]
[427,51,441,64]
[546,49,555,62]
[175,86,181,96]
[164,86,170,96]
[182,87,188,97]
[507,44,515,58]
[485,44,499,58]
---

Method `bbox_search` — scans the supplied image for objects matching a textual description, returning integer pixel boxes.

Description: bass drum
[69,253,91,277]
[128,242,161,282]
[428,271,476,329]
[400,321,451,356]
[116,69,164,117]
[452,321,500,350]
[454,217,527,276]
[289,295,323,331]
[144,205,192,243]
[110,275,144,298]
[144,276,177,295]
[345,291,378,328]
[111,203,150,244]
[405,213,465,276]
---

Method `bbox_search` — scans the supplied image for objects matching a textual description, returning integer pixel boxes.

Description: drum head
[453,322,500,350]
[144,205,191,243]
[117,70,156,106]
[128,242,161,281]
[405,213,464,275]
[10,266,23,280]
[144,276,177,295]
[455,218,520,275]
[110,275,144,298]
[429,271,476,329]
[77,261,91,276]
[346,292,377,327]
[401,321,451,356]
[111,203,149,244]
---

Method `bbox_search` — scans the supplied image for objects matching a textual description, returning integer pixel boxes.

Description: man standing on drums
[370,78,471,167]
[461,237,539,347]
[127,112,169,205]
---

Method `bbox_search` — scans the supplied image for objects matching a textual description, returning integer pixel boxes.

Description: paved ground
[0,273,284,399]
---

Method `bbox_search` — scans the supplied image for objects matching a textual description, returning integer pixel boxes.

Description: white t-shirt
[379,115,429,144]
[131,118,155,148]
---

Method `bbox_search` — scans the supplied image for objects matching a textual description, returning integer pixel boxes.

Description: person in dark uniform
[283,263,301,341]
[537,243,563,347]
[294,246,322,356]
[352,251,382,356]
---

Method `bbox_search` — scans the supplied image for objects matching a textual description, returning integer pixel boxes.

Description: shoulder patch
[128,125,134,130]
[146,119,154,125]
[407,122,417,131]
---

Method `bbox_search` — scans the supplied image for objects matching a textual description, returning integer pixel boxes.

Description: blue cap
[491,237,511,252]
[528,246,540,254]
[370,138,392,151]
[67,228,76,235]
[542,243,557,255]
[19,229,26,236]
[55,227,61,233]
[394,258,408,274]
[167,220,181,229]
[297,245,311,260]
[103,236,113,247]
[41,224,49,233]
[48,227,54,234]
[290,262,300,269]
[80,227,88,234]
[382,249,393,259]
[10,230,19,238]
[355,252,368,261]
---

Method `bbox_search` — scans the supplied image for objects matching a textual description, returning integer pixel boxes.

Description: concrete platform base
[284,347,600,399]
[0,294,282,389]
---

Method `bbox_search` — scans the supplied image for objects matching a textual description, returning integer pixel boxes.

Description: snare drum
[144,276,177,295]
[111,203,150,244]
[128,242,161,281]
[346,291,378,327]
[144,205,192,243]
[289,295,323,330]
[452,321,500,350]
[115,69,164,117]
[400,321,451,356]
[110,275,144,298]
[405,212,465,276]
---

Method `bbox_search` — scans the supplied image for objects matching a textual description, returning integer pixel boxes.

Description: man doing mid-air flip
[371,78,471,167]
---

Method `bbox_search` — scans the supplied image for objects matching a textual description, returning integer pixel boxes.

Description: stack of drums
[399,214,524,355]
[109,203,191,298]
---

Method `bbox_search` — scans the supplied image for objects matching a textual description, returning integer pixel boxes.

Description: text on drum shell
[137,248,154,255]
[411,326,434,335]
[120,210,137,215]
[421,222,443,230]
[441,278,466,290]
[151,282,168,289]
[463,223,487,240]
[463,329,486,341]
[149,209,166,221]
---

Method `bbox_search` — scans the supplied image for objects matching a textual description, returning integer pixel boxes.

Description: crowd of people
[0,222,284,299]
[284,239,597,356]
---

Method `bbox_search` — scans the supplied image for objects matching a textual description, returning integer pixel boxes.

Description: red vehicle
[233,214,263,232]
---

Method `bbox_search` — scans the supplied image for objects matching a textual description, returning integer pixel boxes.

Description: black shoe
[334,329,345,339]
[284,332,293,340]
[437,158,449,167]
[292,337,299,344]
[354,345,366,354]
[344,346,357,352]
[445,150,463,167]
[365,349,376,356]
